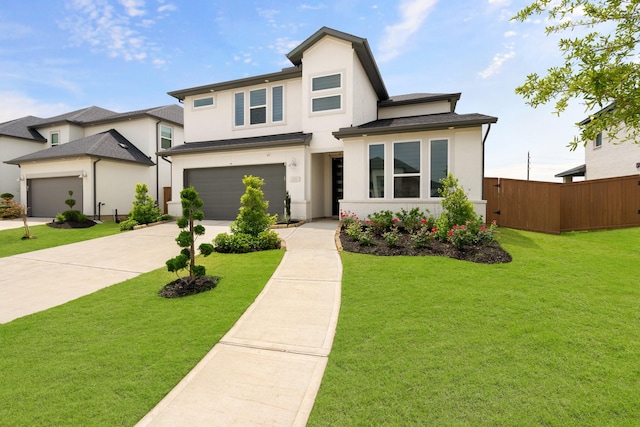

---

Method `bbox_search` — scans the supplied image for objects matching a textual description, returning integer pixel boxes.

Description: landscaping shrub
[345,222,362,241]
[339,210,361,229]
[256,230,281,250]
[436,173,482,235]
[395,207,428,233]
[119,219,138,231]
[62,210,82,222]
[382,227,400,247]
[366,210,394,234]
[0,193,18,219]
[230,175,276,237]
[358,227,374,246]
[411,225,437,248]
[157,213,172,222]
[129,183,161,225]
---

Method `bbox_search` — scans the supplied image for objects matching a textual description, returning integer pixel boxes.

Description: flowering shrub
[474,220,498,245]
[448,224,476,249]
[339,210,360,229]
[382,227,400,247]
[396,207,429,233]
[367,210,395,234]
[411,226,437,248]
[358,227,374,246]
[345,221,362,241]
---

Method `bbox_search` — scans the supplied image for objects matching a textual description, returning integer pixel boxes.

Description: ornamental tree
[513,0,640,149]
[166,187,214,280]
[230,175,276,237]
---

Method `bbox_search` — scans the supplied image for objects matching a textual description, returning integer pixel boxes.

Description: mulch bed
[339,231,512,264]
[158,276,219,298]
[47,220,97,229]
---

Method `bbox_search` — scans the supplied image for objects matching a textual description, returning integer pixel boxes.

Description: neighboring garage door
[185,164,286,220]
[28,177,83,218]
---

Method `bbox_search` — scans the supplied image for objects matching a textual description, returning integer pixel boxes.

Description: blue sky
[0,0,588,181]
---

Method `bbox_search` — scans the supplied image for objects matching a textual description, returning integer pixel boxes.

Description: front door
[332,157,343,216]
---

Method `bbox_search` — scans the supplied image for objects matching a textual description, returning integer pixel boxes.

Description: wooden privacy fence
[484,175,640,234]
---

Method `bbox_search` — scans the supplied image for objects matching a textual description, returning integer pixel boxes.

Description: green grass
[0,249,284,426]
[309,227,640,426]
[0,222,121,258]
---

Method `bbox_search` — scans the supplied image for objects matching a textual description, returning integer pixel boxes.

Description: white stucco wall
[0,137,47,202]
[340,127,486,221]
[585,128,640,179]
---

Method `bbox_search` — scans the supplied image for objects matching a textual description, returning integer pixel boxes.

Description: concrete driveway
[0,220,231,324]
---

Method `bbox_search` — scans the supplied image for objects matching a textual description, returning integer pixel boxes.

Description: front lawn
[0,222,121,258]
[309,227,640,426]
[0,249,284,426]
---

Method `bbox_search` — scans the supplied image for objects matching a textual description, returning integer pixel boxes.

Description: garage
[185,164,286,220]
[27,176,83,218]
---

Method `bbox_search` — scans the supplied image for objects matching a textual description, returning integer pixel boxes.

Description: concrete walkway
[136,220,342,426]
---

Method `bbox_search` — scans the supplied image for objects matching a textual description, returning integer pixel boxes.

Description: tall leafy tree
[514,0,640,149]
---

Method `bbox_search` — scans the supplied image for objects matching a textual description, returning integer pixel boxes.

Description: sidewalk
[136,220,342,426]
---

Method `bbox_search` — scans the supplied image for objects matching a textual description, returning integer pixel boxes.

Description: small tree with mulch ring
[160,187,217,298]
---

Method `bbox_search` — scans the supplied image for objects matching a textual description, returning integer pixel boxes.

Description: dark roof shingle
[5,129,155,166]
[159,132,311,156]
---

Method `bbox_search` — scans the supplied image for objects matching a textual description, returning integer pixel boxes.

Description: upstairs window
[50,132,59,146]
[193,96,214,108]
[595,132,602,148]
[234,86,284,127]
[394,141,420,198]
[311,73,342,113]
[250,89,267,125]
[160,125,173,149]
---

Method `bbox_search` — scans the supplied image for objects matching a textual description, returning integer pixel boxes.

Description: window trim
[50,131,60,146]
[310,71,344,114]
[160,125,173,149]
[429,138,450,198]
[193,96,215,109]
[234,85,285,128]
[368,143,385,199]
[392,140,422,199]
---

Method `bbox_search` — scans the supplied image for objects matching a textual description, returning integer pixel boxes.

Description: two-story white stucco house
[556,103,640,182]
[3,105,183,218]
[162,27,497,221]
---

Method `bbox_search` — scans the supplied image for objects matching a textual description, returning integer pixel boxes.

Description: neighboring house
[162,27,497,221]
[556,103,640,182]
[3,105,183,218]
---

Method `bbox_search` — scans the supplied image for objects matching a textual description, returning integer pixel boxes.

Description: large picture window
[393,141,420,198]
[369,144,385,198]
[430,139,448,197]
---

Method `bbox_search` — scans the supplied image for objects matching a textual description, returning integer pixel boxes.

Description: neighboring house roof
[579,103,615,126]
[35,106,117,127]
[159,132,312,156]
[333,112,498,138]
[168,67,302,101]
[286,26,388,101]
[5,129,155,166]
[80,104,184,126]
[379,93,461,112]
[555,164,586,178]
[0,115,47,142]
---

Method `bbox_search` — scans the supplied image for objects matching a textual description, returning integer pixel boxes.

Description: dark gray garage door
[185,164,286,220]
[28,177,83,218]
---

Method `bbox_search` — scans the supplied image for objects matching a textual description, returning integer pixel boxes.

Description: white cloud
[157,3,176,13]
[61,0,175,65]
[119,0,145,17]
[478,49,516,79]
[377,0,438,63]
[257,8,279,27]
[270,37,301,55]
[504,30,517,38]
[298,3,326,10]
[488,0,511,5]
[0,21,32,40]
[0,91,70,122]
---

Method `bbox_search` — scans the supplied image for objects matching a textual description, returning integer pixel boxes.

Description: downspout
[481,123,492,201]
[93,158,101,217]
[161,155,173,213]
[155,120,161,204]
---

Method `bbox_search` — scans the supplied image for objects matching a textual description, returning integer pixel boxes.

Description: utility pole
[527,151,530,181]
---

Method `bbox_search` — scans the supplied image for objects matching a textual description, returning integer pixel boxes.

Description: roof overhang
[159,132,312,156]
[168,67,302,101]
[555,164,586,178]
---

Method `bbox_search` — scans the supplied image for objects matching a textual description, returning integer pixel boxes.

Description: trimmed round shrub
[119,219,139,231]
[62,210,81,222]
[256,230,281,250]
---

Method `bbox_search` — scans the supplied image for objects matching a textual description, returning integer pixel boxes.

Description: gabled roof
[379,93,461,112]
[0,116,47,142]
[286,26,388,101]
[5,129,155,166]
[579,103,615,125]
[159,132,312,156]
[333,112,498,138]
